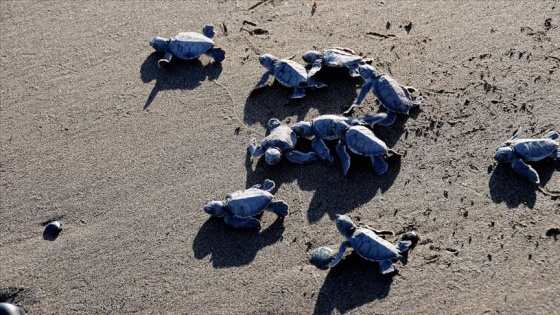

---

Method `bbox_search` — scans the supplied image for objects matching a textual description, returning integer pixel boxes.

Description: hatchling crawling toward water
[310,215,413,274]
[494,128,559,184]
[150,24,225,67]
[203,179,288,229]
[345,64,423,125]
[249,118,318,165]
[291,113,388,165]
[302,48,365,77]
[255,54,326,99]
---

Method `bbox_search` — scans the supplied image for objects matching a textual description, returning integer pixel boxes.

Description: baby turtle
[302,48,364,77]
[149,24,225,67]
[203,179,289,229]
[43,220,62,241]
[327,215,411,274]
[291,113,387,165]
[249,118,318,165]
[345,65,423,125]
[0,303,26,315]
[332,120,394,175]
[494,128,559,183]
[255,54,326,99]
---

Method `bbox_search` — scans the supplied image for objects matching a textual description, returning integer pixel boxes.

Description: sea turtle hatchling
[344,64,423,125]
[313,215,412,274]
[249,118,318,165]
[0,302,27,315]
[149,24,225,67]
[255,54,326,99]
[291,113,387,165]
[494,128,559,184]
[302,48,365,77]
[203,179,288,229]
[332,120,396,175]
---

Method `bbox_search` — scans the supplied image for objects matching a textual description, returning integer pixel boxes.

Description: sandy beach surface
[1,1,559,314]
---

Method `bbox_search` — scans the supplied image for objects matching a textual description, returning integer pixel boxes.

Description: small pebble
[310,246,335,269]
[43,221,62,241]
[0,302,27,315]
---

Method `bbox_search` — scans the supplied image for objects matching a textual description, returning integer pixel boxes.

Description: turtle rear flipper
[291,87,306,99]
[308,59,323,77]
[158,52,173,68]
[261,179,276,192]
[511,158,540,184]
[225,214,261,229]
[206,47,225,62]
[396,240,412,253]
[306,77,326,89]
[378,260,396,274]
[284,150,318,164]
[203,24,215,38]
[267,200,289,217]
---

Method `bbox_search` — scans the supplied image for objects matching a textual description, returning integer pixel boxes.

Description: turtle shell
[312,115,351,140]
[261,125,297,151]
[225,188,273,217]
[323,49,362,67]
[350,228,400,262]
[344,126,388,156]
[372,75,416,114]
[513,138,558,161]
[273,60,308,88]
[169,32,214,60]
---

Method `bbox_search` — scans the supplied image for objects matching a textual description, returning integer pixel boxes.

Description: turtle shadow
[243,67,361,128]
[140,52,223,110]
[313,252,395,315]
[489,160,559,209]
[245,140,402,223]
[192,216,285,268]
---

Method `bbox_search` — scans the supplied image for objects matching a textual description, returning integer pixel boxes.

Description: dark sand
[1,1,559,314]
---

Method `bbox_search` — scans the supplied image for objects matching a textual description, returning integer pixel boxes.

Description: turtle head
[149,37,170,52]
[291,121,313,138]
[302,50,323,64]
[203,201,226,217]
[332,120,350,138]
[265,147,282,165]
[267,118,281,132]
[358,64,381,80]
[259,54,279,71]
[335,214,357,238]
[494,146,515,163]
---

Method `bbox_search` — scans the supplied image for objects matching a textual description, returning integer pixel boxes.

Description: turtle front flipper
[267,200,289,217]
[224,214,261,229]
[261,179,276,192]
[352,80,374,107]
[396,240,412,253]
[312,137,334,165]
[284,150,318,164]
[206,47,226,62]
[378,260,396,274]
[291,87,306,99]
[255,70,272,89]
[308,59,323,77]
[545,130,559,140]
[158,52,173,68]
[511,158,540,183]
[307,77,327,89]
[248,138,264,157]
[378,110,397,127]
[371,155,389,175]
[348,63,361,77]
[335,142,351,176]
[328,240,351,268]
[356,113,388,126]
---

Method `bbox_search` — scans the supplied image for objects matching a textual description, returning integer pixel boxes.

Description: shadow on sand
[489,159,559,209]
[192,216,285,268]
[313,252,396,315]
[245,141,402,223]
[140,52,223,110]
[243,67,362,127]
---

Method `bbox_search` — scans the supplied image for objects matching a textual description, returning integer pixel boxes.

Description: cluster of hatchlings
[34,24,558,293]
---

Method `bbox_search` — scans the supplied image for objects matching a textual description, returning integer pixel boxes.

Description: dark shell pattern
[513,139,558,161]
[169,32,214,60]
[344,126,388,156]
[351,229,400,261]
[261,125,297,151]
[373,76,415,114]
[225,188,274,217]
[274,60,308,87]
[323,49,362,67]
